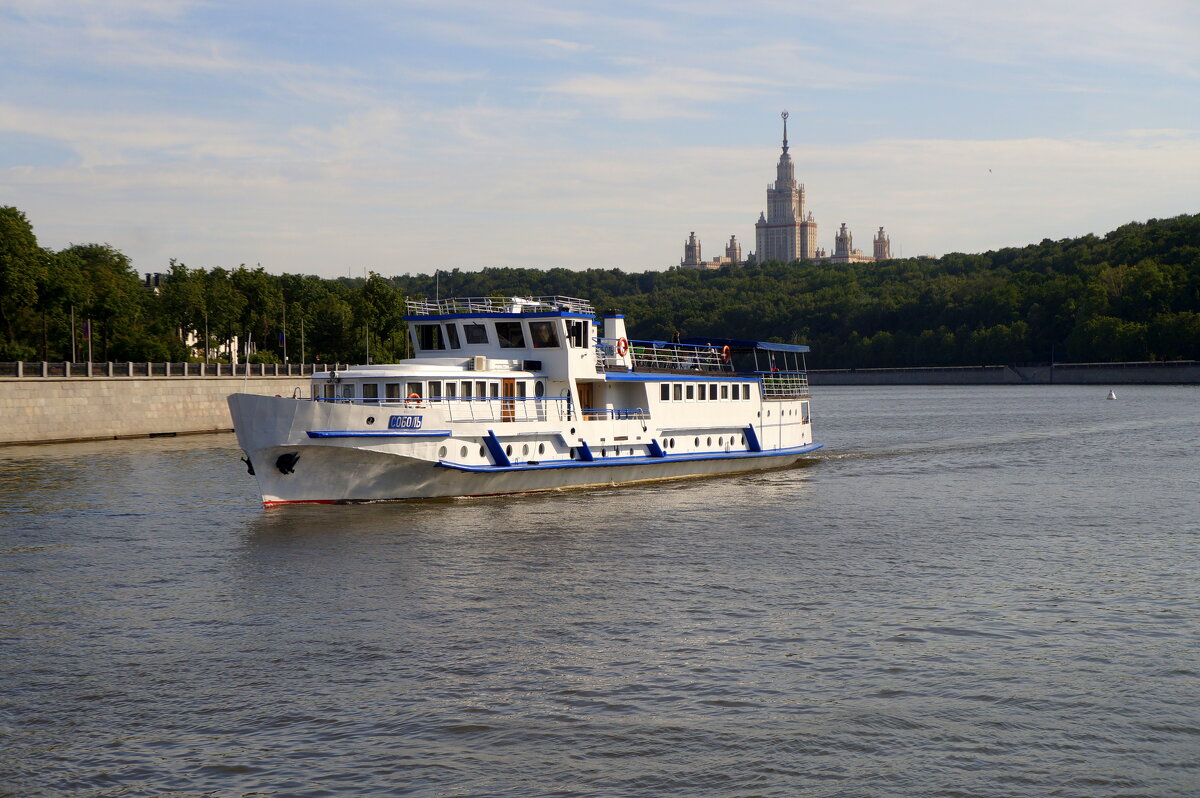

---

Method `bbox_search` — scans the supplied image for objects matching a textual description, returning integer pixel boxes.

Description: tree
[0,206,47,354]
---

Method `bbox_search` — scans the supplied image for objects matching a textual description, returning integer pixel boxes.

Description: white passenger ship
[228,296,821,505]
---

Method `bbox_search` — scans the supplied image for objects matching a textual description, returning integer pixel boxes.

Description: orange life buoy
[405,392,422,406]
[616,337,629,357]
[721,345,732,363]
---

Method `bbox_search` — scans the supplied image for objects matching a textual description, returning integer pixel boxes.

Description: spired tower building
[755,111,818,263]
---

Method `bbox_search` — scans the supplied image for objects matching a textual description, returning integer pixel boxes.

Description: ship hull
[230,393,821,505]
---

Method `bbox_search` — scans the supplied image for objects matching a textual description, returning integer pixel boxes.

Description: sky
[2,0,1198,279]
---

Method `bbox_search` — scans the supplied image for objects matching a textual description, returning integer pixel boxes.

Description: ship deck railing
[316,395,575,423]
[581,407,650,421]
[405,296,595,317]
[757,370,811,399]
[595,338,735,374]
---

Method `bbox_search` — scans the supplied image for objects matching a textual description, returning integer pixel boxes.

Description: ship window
[567,320,586,348]
[386,383,400,400]
[461,446,468,457]
[429,380,442,402]
[744,383,752,399]
[801,401,810,423]
[721,384,729,399]
[445,324,461,349]
[363,383,379,402]
[660,384,670,401]
[490,381,500,399]
[461,381,473,399]
[731,384,740,400]
[342,385,353,399]
[406,382,422,398]
[709,383,718,399]
[445,382,457,399]
[417,324,445,350]
[476,380,487,399]
[529,321,560,349]
[535,381,545,397]
[673,384,682,401]
[516,381,527,399]
[686,384,694,400]
[464,323,488,345]
[496,322,526,348]
[698,384,707,400]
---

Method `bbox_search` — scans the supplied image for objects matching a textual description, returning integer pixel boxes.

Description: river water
[1,385,1197,797]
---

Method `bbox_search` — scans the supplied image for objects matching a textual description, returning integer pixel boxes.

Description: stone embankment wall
[809,361,1200,386]
[0,376,309,446]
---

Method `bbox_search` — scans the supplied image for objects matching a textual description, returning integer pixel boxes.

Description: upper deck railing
[595,338,735,374]
[758,371,810,399]
[405,296,596,317]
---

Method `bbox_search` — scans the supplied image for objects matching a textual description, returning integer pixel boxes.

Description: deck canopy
[679,337,810,354]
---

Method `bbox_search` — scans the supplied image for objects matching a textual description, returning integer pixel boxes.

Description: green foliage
[0,208,1198,366]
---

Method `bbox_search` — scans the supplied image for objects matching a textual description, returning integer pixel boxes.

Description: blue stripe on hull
[306,430,453,438]
[436,442,822,473]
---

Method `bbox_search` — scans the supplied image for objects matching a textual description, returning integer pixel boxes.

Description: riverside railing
[0,361,347,378]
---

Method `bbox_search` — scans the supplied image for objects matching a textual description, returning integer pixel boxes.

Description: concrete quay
[808,360,1200,386]
[0,372,312,446]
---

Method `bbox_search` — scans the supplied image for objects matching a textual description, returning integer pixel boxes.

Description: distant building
[679,232,742,270]
[681,113,896,267]
[725,235,742,264]
[754,111,818,263]
[873,227,891,260]
[681,231,703,267]
[827,223,875,264]
[749,112,892,264]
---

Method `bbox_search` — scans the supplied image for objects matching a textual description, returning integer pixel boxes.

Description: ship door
[501,378,516,422]
[576,381,596,420]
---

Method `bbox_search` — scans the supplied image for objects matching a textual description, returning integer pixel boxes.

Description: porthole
[570,427,576,435]
[694,437,700,447]
[670,437,676,448]
[438,446,447,458]
[570,447,577,459]
[366,416,375,425]
[601,448,607,457]
[718,436,724,446]
[479,446,486,458]
[505,444,513,456]
[460,446,468,457]
[538,443,545,455]
[740,435,746,445]
[707,437,712,446]
[523,444,530,456]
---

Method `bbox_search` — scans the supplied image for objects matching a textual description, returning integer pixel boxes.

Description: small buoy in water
[1106,389,1117,400]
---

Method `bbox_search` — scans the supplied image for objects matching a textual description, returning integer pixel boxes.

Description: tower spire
[781,110,789,154]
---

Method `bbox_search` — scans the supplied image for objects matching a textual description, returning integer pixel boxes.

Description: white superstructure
[228,295,821,505]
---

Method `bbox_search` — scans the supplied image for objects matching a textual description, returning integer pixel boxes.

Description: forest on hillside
[2,206,1198,368]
